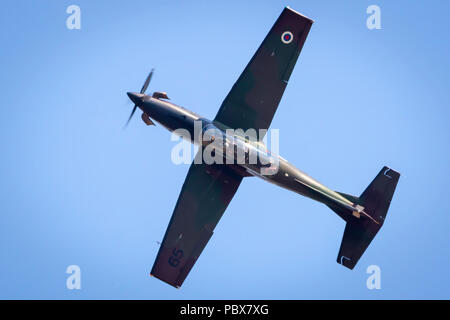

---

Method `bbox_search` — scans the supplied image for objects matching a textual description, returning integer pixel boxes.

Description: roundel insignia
[281,31,293,44]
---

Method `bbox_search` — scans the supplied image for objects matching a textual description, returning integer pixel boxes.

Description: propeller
[124,69,154,128]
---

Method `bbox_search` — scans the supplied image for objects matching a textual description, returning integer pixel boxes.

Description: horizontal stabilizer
[337,166,400,269]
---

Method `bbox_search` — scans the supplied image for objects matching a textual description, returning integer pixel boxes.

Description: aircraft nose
[127,92,145,105]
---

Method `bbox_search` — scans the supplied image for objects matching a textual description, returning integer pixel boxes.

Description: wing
[150,154,243,288]
[214,7,313,132]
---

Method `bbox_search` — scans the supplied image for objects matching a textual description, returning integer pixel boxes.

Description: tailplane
[331,166,400,269]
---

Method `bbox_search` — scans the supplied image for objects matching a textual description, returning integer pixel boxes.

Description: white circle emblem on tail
[281,31,293,44]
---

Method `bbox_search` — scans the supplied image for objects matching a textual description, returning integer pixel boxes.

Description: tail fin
[335,166,400,269]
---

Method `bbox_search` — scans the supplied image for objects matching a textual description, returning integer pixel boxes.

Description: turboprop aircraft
[125,7,400,288]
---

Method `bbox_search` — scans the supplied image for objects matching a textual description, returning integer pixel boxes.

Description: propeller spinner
[124,69,154,128]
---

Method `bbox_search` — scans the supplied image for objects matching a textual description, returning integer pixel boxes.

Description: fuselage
[128,93,359,215]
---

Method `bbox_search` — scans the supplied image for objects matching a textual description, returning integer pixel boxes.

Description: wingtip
[285,6,315,23]
[150,272,182,289]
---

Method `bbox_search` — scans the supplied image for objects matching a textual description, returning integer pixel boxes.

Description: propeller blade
[140,69,154,94]
[124,104,138,128]
[124,68,154,128]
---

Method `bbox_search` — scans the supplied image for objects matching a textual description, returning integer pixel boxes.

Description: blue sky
[1,0,449,299]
